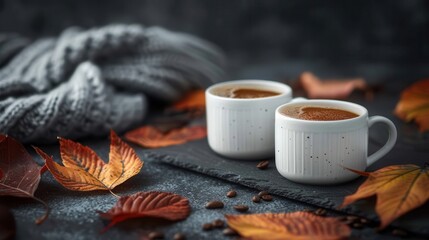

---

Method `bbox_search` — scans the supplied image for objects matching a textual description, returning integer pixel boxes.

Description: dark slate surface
[1,140,405,240]
[144,77,429,236]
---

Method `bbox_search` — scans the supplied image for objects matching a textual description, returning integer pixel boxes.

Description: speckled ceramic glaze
[275,100,397,185]
[206,80,292,160]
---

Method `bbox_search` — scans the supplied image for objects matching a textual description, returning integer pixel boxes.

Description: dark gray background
[0,0,428,69]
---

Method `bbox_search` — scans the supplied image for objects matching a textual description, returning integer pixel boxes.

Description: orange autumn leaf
[340,164,429,229]
[125,125,207,148]
[225,212,351,240]
[98,191,190,233]
[394,79,429,132]
[300,71,367,99]
[34,130,143,194]
[173,90,205,111]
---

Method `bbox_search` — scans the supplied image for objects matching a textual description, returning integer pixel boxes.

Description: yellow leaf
[340,164,429,229]
[225,211,351,240]
[34,130,143,193]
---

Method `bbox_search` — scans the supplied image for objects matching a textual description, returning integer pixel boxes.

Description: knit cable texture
[0,24,224,143]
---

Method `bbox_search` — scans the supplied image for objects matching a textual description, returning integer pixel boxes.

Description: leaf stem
[109,189,120,199]
[31,195,50,225]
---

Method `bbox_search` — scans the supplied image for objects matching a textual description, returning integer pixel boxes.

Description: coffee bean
[205,201,224,209]
[314,208,327,216]
[223,227,238,236]
[148,231,164,239]
[346,215,359,222]
[202,223,214,231]
[352,223,363,229]
[343,219,355,226]
[258,191,269,197]
[212,219,224,228]
[252,195,261,203]
[234,205,249,212]
[392,229,407,237]
[359,218,369,224]
[227,190,237,198]
[256,160,269,170]
[173,233,186,240]
[261,194,273,201]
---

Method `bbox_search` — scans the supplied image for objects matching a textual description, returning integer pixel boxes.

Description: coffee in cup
[211,86,281,99]
[280,105,359,121]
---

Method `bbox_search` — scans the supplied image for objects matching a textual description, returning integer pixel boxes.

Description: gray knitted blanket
[0,24,224,143]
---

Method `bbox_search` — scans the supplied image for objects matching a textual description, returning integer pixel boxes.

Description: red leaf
[98,191,190,233]
[0,135,50,224]
[125,125,207,148]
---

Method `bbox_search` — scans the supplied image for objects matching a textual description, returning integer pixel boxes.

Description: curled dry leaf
[0,134,49,224]
[394,79,429,132]
[340,164,429,229]
[226,211,351,240]
[299,71,367,99]
[125,125,207,148]
[34,130,143,195]
[98,191,190,233]
[172,89,205,111]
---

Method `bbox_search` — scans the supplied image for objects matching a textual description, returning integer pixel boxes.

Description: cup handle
[367,116,397,166]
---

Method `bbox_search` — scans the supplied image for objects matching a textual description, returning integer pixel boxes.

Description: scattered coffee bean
[148,231,164,239]
[205,200,224,209]
[202,223,214,231]
[346,215,359,221]
[223,227,238,236]
[314,208,327,216]
[212,219,225,228]
[258,191,269,197]
[227,190,237,198]
[234,205,249,212]
[343,219,355,226]
[252,195,261,203]
[261,194,273,201]
[392,229,407,237]
[256,160,269,170]
[352,223,363,229]
[359,218,369,224]
[173,232,186,240]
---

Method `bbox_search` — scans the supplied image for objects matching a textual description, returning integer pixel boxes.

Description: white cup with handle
[275,99,397,185]
[206,80,295,160]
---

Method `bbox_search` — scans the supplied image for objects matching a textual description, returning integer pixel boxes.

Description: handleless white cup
[206,80,293,160]
[275,100,397,185]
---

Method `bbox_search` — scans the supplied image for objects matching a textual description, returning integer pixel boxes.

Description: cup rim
[276,99,368,124]
[206,80,292,102]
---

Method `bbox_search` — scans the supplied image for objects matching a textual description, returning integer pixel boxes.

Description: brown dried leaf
[173,90,205,111]
[34,130,143,195]
[98,191,190,233]
[225,211,351,240]
[394,79,429,132]
[0,134,49,224]
[300,71,367,99]
[340,164,429,229]
[125,125,207,148]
